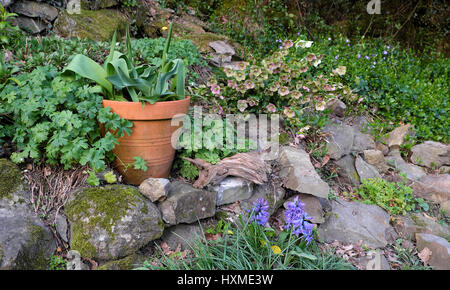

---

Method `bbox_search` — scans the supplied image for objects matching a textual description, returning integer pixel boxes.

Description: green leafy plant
[174,115,254,180]
[0,66,133,171]
[354,178,428,215]
[48,255,67,270]
[63,23,186,104]
[133,156,148,171]
[0,4,20,46]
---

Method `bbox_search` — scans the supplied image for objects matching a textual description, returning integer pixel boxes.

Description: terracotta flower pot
[102,97,190,185]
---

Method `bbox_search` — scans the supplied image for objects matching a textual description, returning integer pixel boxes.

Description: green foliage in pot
[63,23,186,104]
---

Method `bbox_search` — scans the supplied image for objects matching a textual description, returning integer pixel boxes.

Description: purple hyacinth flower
[249,198,270,226]
[283,197,314,243]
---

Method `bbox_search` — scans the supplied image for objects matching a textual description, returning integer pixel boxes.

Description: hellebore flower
[210,84,221,95]
[237,100,248,112]
[266,103,277,113]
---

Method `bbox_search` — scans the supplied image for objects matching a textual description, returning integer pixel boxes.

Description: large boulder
[14,16,48,34]
[158,181,216,226]
[318,198,398,248]
[53,9,128,41]
[10,0,58,22]
[65,185,164,261]
[278,146,330,199]
[410,141,450,169]
[416,233,450,270]
[0,159,56,270]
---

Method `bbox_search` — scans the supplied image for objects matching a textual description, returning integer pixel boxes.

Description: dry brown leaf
[321,155,330,167]
[205,233,221,242]
[418,247,432,265]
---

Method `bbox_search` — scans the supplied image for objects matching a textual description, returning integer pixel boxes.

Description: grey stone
[240,183,285,218]
[355,155,382,180]
[386,124,412,148]
[158,181,216,225]
[386,149,426,181]
[410,141,450,169]
[318,198,397,248]
[352,131,376,153]
[335,154,360,186]
[65,185,164,261]
[139,178,170,203]
[278,146,330,198]
[15,16,48,34]
[0,159,56,269]
[358,253,391,270]
[326,99,346,117]
[0,0,14,8]
[284,193,325,224]
[10,0,58,21]
[393,213,450,241]
[409,174,450,204]
[323,123,355,160]
[363,149,389,173]
[210,177,253,206]
[209,40,235,55]
[160,223,203,251]
[416,233,450,270]
[55,214,69,243]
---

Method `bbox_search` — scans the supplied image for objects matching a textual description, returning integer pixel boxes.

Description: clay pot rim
[102,96,190,120]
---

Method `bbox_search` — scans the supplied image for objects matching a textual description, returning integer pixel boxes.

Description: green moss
[0,158,22,200]
[54,9,128,41]
[97,253,144,270]
[14,223,49,270]
[183,32,231,53]
[65,185,143,258]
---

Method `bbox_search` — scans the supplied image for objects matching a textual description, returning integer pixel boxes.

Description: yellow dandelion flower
[271,245,282,255]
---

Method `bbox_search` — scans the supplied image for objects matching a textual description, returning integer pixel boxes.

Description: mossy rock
[0,213,56,270]
[0,158,22,200]
[81,0,119,10]
[65,185,164,261]
[97,253,146,270]
[53,9,128,41]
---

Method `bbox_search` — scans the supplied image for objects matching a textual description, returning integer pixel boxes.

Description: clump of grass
[137,217,354,270]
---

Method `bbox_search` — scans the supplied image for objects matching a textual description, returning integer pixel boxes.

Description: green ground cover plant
[352,177,429,215]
